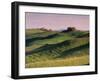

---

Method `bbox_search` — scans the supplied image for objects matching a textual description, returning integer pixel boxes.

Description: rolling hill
[25,29,89,68]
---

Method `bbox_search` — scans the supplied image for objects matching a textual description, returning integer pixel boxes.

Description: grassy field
[25,29,89,68]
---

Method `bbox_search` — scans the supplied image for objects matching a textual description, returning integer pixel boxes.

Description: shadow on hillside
[26,39,71,55]
[26,33,58,46]
[56,43,89,58]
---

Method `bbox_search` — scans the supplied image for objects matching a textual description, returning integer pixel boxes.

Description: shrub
[62,27,76,32]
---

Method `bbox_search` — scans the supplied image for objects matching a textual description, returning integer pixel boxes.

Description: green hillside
[25,29,89,68]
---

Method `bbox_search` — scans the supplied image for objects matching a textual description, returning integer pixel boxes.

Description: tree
[62,27,76,32]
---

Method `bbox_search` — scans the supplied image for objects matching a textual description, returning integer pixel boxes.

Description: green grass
[25,29,89,68]
[26,55,89,68]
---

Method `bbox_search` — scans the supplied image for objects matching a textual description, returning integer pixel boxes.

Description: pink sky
[25,12,89,31]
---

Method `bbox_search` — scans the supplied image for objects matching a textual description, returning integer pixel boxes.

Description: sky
[25,12,89,31]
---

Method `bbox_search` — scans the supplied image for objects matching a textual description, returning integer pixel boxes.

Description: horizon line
[25,27,89,31]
